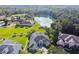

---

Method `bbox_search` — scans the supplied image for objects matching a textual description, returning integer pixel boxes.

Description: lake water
[34,17,53,28]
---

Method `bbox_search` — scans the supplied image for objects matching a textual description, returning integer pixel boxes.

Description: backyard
[0,22,46,53]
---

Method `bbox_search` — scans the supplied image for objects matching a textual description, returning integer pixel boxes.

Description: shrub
[48,45,68,54]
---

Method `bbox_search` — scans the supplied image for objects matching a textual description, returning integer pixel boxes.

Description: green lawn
[0,23,46,53]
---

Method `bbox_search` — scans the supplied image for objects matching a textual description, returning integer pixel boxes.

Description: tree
[48,45,68,54]
[44,27,55,43]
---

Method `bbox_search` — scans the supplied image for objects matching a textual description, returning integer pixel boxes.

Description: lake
[34,17,53,28]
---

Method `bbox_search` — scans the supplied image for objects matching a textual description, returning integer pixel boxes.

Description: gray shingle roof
[0,45,14,54]
[0,40,22,54]
[29,32,51,51]
[17,19,34,27]
[57,33,79,48]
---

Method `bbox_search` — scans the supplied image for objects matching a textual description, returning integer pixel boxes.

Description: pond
[34,17,53,28]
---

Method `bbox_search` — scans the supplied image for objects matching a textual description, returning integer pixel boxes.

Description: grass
[0,40,3,44]
[0,22,46,53]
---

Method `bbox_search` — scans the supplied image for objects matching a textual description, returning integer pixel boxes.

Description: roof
[6,17,11,20]
[0,40,22,54]
[0,15,6,20]
[17,19,34,27]
[57,33,79,48]
[0,45,14,54]
[0,21,5,25]
[58,34,79,43]
[29,32,51,51]
[0,21,5,27]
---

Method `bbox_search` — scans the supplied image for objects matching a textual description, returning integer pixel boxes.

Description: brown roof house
[56,33,79,52]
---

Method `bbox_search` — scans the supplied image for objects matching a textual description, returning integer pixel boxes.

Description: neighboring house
[16,19,34,27]
[6,17,12,21]
[0,40,22,54]
[29,32,51,51]
[0,15,6,20]
[11,16,20,22]
[0,21,5,27]
[0,21,5,25]
[6,17,16,26]
[57,33,79,49]
[0,45,14,54]
[13,17,19,21]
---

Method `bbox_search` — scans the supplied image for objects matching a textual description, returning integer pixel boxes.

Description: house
[0,21,5,27]
[0,21,5,25]
[12,16,19,21]
[16,19,34,27]
[0,15,6,20]
[29,32,51,51]
[57,33,79,49]
[0,40,22,54]
[0,45,14,54]
[6,17,12,21]
[10,16,21,22]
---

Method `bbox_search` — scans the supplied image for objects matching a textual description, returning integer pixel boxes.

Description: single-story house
[16,19,34,27]
[0,15,6,20]
[0,40,22,54]
[57,33,79,50]
[6,17,12,21]
[0,45,14,54]
[29,32,51,51]
[11,16,20,22]
[0,21,5,27]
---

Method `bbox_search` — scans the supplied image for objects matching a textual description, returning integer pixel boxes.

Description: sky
[0,5,79,9]
[0,0,79,5]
